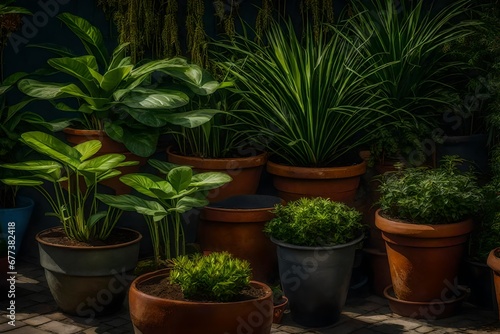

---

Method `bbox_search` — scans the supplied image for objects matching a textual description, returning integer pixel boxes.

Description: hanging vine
[301,0,335,41]
[214,0,238,38]
[255,0,273,43]
[186,0,208,66]
[162,0,181,58]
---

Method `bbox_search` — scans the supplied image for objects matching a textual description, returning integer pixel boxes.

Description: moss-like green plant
[169,252,251,302]
[264,197,363,247]
[377,156,484,225]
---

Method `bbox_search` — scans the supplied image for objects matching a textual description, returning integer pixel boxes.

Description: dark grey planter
[272,234,364,327]
[36,227,142,317]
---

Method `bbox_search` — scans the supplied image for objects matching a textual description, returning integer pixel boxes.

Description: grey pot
[272,234,364,327]
[36,227,142,317]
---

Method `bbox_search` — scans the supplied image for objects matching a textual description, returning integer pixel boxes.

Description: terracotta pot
[487,247,500,319]
[199,195,282,282]
[129,269,273,334]
[63,128,147,194]
[363,247,391,298]
[273,296,288,324]
[36,227,142,316]
[266,160,367,205]
[167,148,267,202]
[375,210,474,302]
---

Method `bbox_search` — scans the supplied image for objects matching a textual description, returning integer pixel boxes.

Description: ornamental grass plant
[214,19,391,167]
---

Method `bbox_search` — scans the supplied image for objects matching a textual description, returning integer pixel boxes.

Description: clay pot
[487,247,500,319]
[36,227,142,316]
[167,148,267,202]
[266,160,367,205]
[199,195,282,282]
[273,296,288,324]
[129,269,273,334]
[363,247,391,298]
[375,210,474,302]
[63,128,147,194]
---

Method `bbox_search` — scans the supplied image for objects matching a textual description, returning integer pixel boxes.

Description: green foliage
[0,131,138,241]
[468,181,500,262]
[377,156,484,225]
[347,0,477,164]
[169,252,251,302]
[169,86,250,159]
[18,13,225,158]
[214,18,390,167]
[264,197,363,247]
[97,160,231,267]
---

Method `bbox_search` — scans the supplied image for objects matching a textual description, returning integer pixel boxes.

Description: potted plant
[264,197,365,327]
[18,12,225,159]
[271,284,288,324]
[0,131,142,316]
[167,89,267,202]
[96,159,232,270]
[347,0,477,168]
[214,18,390,204]
[375,156,483,318]
[198,194,283,282]
[128,251,273,334]
[487,247,500,319]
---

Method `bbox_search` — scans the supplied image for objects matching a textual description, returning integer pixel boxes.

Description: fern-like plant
[264,197,363,247]
[377,156,484,225]
[169,252,251,302]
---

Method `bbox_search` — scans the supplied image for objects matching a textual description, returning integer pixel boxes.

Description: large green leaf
[101,65,133,93]
[190,172,232,191]
[108,43,130,71]
[20,132,81,168]
[58,13,109,70]
[175,196,209,213]
[149,181,176,199]
[18,79,80,100]
[121,130,158,158]
[0,160,62,181]
[78,154,126,172]
[121,88,189,109]
[27,43,76,58]
[119,173,164,198]
[168,166,192,193]
[97,194,167,219]
[87,212,108,228]
[1,178,44,187]
[73,140,102,161]
[119,106,171,128]
[161,109,221,128]
[148,159,182,175]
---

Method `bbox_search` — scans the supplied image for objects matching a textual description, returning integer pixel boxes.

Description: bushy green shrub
[264,197,363,247]
[169,252,251,302]
[378,156,484,224]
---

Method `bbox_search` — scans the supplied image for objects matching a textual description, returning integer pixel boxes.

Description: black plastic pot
[271,234,364,327]
[436,134,488,174]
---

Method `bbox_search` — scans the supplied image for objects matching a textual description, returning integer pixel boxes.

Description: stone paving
[1,260,500,334]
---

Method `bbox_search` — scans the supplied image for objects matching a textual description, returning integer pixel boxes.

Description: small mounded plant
[377,156,484,225]
[169,252,251,302]
[264,197,364,247]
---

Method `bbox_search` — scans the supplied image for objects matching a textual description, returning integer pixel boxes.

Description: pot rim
[167,146,268,168]
[0,195,34,212]
[270,233,364,251]
[35,227,142,250]
[266,160,367,179]
[63,128,106,136]
[130,269,273,305]
[375,209,474,239]
[487,247,500,272]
